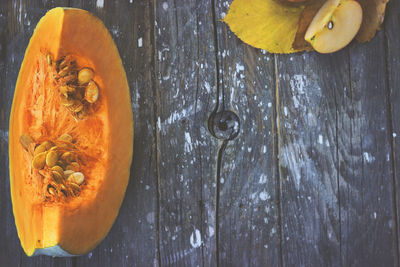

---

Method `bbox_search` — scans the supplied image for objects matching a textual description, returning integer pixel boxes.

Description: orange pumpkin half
[9,8,133,256]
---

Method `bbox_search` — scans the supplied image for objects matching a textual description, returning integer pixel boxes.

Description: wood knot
[208,110,240,140]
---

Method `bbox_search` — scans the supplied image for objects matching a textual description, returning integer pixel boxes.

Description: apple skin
[305,0,363,53]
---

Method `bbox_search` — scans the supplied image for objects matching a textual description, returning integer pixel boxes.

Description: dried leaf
[356,0,389,42]
[223,0,305,54]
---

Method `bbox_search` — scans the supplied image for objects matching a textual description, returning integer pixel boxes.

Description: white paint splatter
[96,0,104,8]
[290,74,306,95]
[157,117,161,130]
[204,81,211,93]
[163,2,169,10]
[190,229,202,248]
[259,174,267,184]
[164,104,196,126]
[259,191,270,201]
[325,140,330,147]
[146,212,155,224]
[138,37,143,48]
[236,63,244,72]
[318,134,323,145]
[283,106,288,117]
[111,26,120,37]
[184,132,193,153]
[208,226,214,237]
[270,228,276,236]
[363,152,375,163]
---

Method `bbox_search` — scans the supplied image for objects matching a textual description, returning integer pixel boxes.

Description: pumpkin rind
[9,8,133,256]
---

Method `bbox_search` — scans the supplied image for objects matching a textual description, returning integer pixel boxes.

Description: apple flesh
[305,0,363,53]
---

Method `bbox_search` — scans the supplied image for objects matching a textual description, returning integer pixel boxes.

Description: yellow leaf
[223,0,305,54]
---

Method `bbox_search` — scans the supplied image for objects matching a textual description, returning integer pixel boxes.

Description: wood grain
[385,0,400,263]
[154,0,219,265]
[277,51,343,266]
[338,34,396,266]
[1,0,400,266]
[214,1,281,266]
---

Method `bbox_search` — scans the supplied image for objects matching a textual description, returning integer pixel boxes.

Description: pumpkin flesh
[9,8,133,256]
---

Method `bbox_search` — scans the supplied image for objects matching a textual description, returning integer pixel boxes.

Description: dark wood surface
[0,0,399,266]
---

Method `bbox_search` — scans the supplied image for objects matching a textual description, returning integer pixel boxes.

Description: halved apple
[305,0,363,53]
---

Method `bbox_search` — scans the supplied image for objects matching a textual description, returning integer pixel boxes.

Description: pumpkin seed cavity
[21,133,86,200]
[46,53,99,120]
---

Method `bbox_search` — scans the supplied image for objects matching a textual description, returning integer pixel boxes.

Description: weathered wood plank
[277,33,397,266]
[154,1,219,266]
[277,52,343,266]
[386,0,400,263]
[0,0,11,264]
[68,0,159,266]
[214,1,281,266]
[338,34,396,266]
[2,1,72,266]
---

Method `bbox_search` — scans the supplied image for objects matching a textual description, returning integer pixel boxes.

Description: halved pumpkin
[9,8,133,256]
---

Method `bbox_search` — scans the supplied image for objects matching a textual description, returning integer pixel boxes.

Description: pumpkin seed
[68,172,85,185]
[42,141,54,150]
[46,150,58,167]
[51,166,64,177]
[32,152,47,169]
[52,171,64,184]
[49,146,59,151]
[34,143,47,155]
[61,151,75,163]
[65,162,79,171]
[47,185,57,196]
[57,143,73,149]
[78,68,94,85]
[64,170,74,178]
[46,53,52,66]
[69,182,81,195]
[58,133,73,143]
[60,184,70,197]
[19,134,34,151]
[72,102,84,113]
[57,160,66,169]
[70,162,80,171]
[65,165,74,171]
[85,80,99,103]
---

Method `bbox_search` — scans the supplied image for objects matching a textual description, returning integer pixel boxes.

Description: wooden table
[1,0,400,266]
